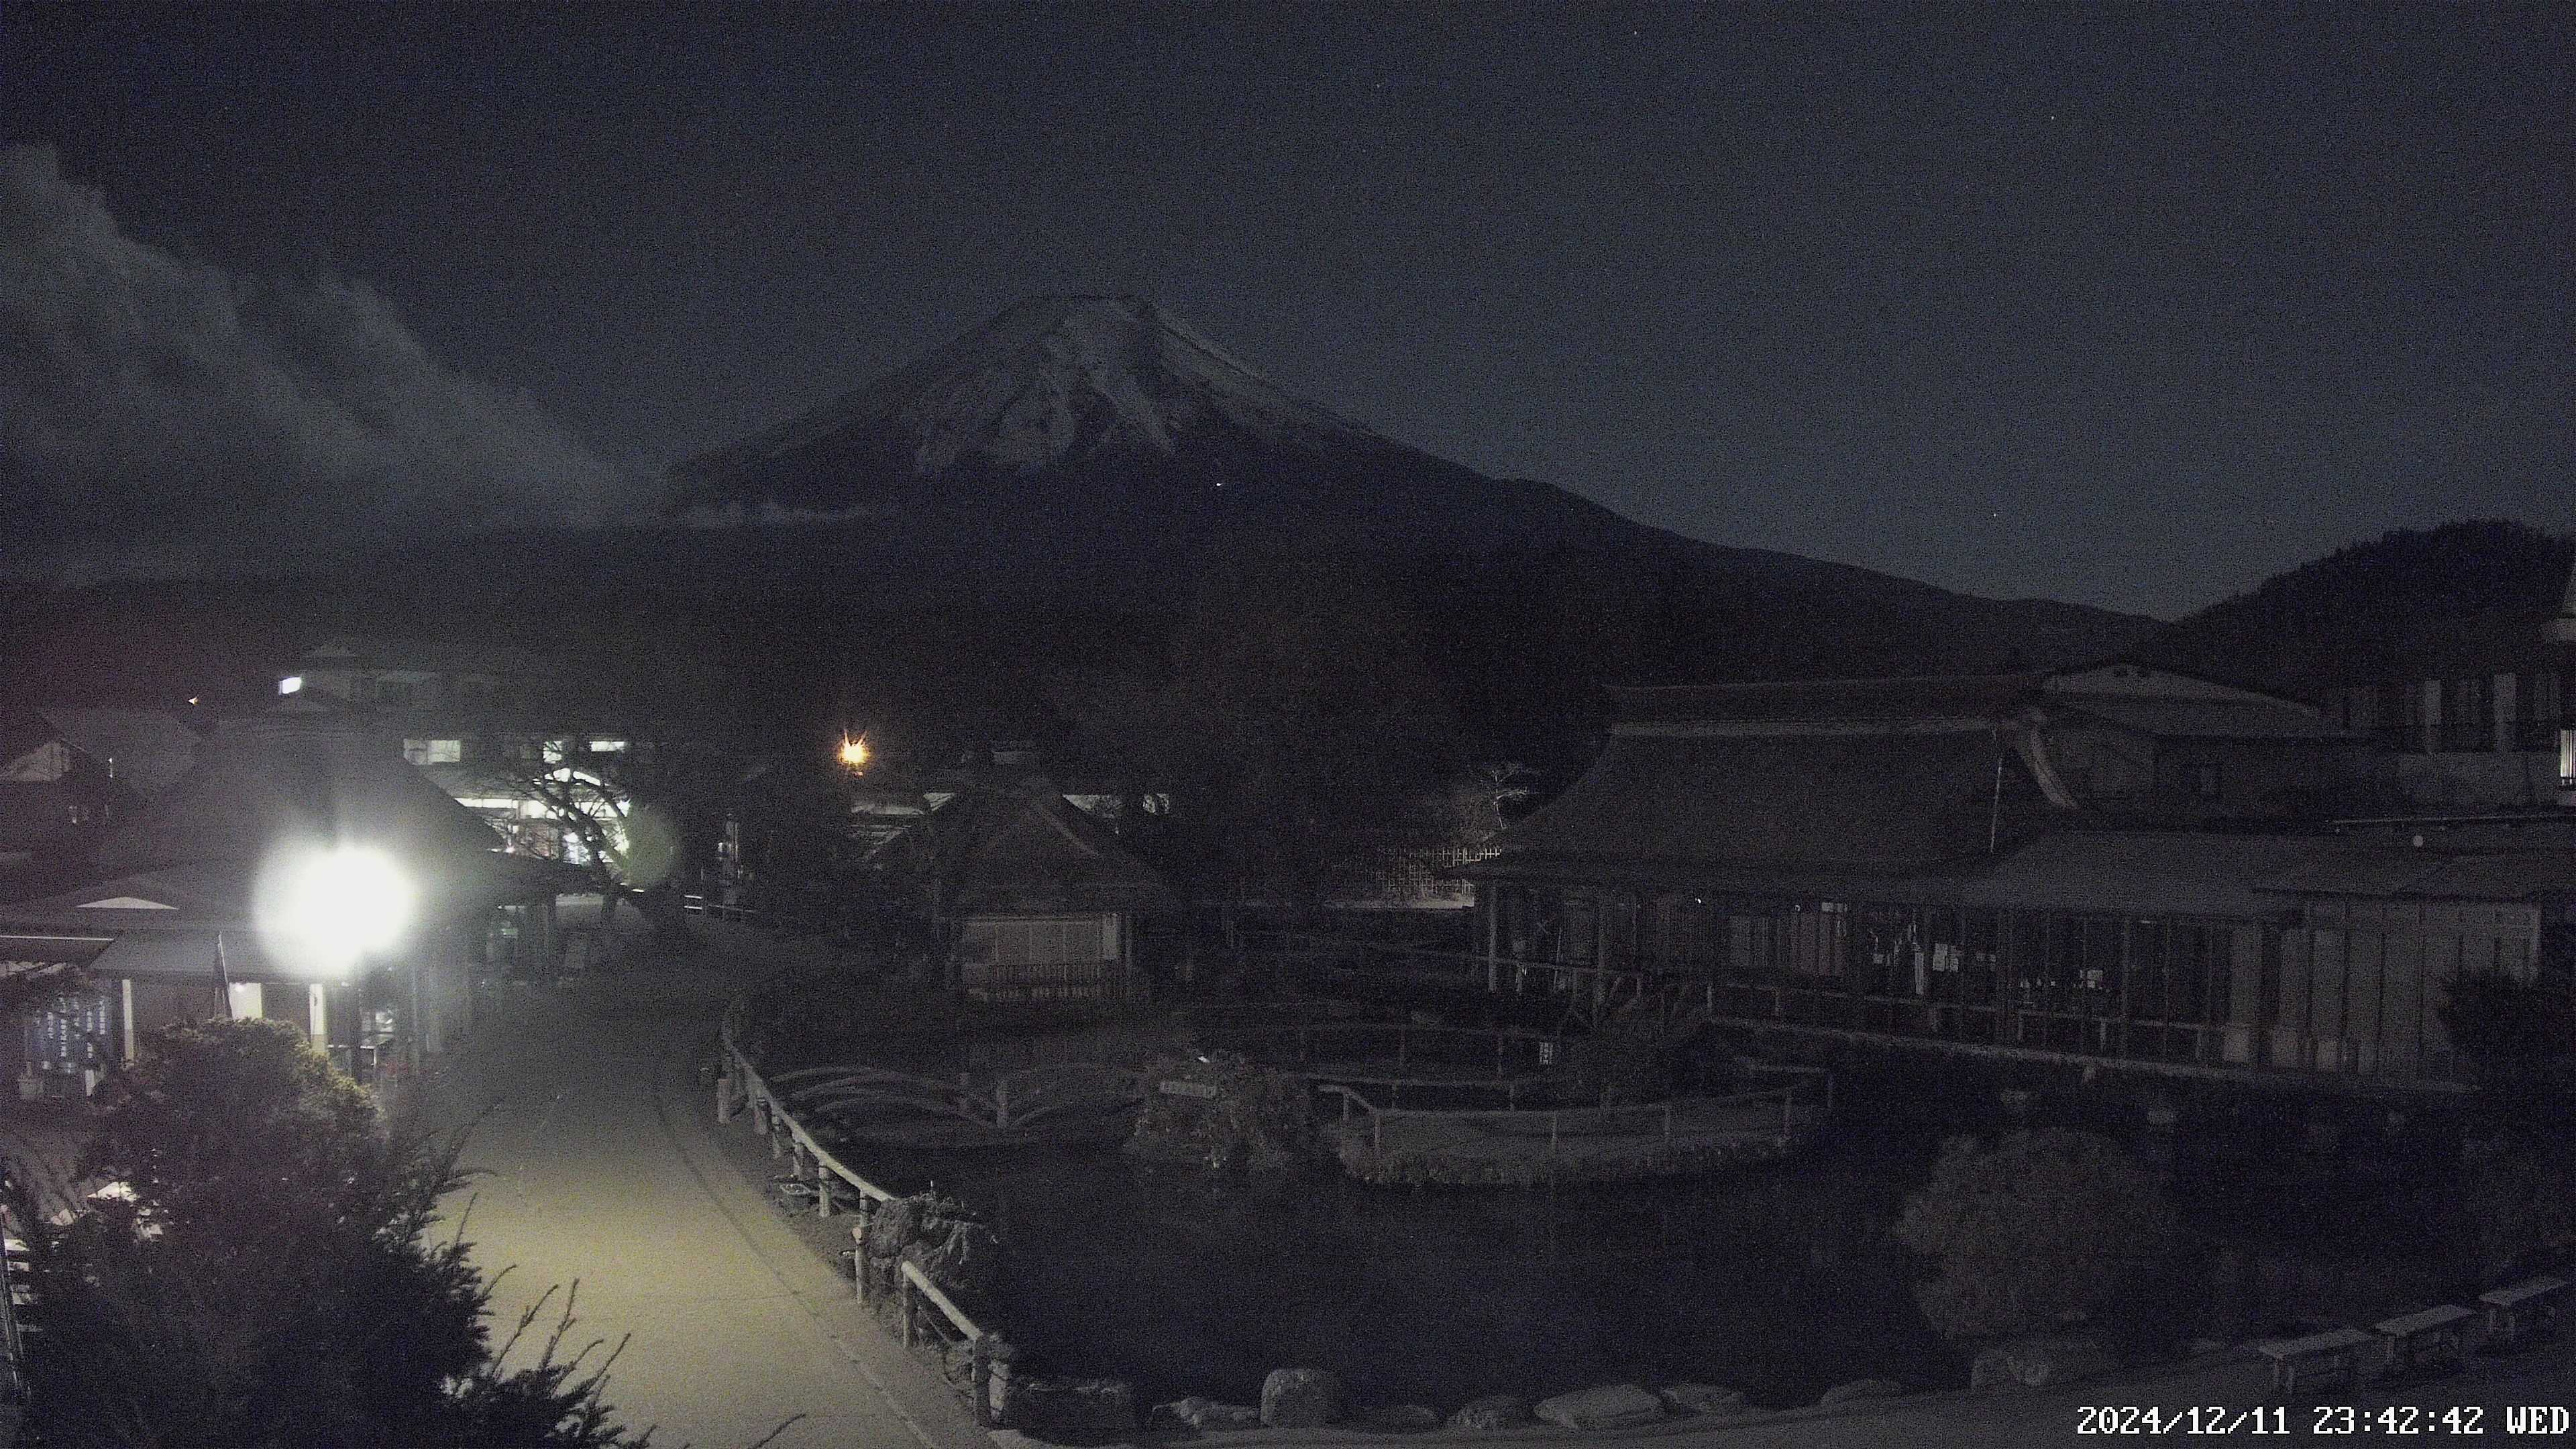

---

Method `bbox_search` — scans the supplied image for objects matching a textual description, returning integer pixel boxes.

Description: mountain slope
[664,293,2152,667]
[2135,519,2575,696]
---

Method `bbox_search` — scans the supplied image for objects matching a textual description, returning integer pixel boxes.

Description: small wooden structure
[869,775,1175,1002]
[2372,1305,2474,1379]
[2255,1327,2377,1394]
[2477,1275,2568,1352]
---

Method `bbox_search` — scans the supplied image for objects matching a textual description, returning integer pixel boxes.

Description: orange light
[838,737,870,770]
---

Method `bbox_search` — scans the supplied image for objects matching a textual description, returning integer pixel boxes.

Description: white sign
[1157,1079,1220,1099]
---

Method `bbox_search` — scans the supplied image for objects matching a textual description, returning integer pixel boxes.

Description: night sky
[3,4,2568,616]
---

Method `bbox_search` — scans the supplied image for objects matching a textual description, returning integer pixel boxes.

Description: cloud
[0,144,647,578]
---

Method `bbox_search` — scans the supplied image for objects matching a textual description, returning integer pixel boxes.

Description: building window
[542,739,568,764]
[2443,677,2489,753]
[2397,682,2428,754]
[2561,727,2575,789]
[2518,672,2562,751]
[402,739,463,766]
[586,739,629,755]
[2190,763,2222,800]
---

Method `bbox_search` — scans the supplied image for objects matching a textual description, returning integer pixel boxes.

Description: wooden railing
[757,1058,1145,1132]
[1317,1057,1831,1164]
[1241,930,1655,1013]
[716,1002,1003,1424]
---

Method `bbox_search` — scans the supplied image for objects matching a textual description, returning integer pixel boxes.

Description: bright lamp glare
[254,844,414,976]
[839,737,869,769]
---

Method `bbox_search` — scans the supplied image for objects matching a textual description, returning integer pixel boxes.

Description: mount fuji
[656,294,2149,676]
[671,293,1637,557]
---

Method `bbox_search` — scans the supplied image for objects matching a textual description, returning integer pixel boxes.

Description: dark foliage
[8,1018,649,1448]
[2440,969,2576,1077]
[1894,1128,2178,1342]
[2139,520,2573,697]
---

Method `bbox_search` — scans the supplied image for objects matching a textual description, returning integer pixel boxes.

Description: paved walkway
[420,913,989,1449]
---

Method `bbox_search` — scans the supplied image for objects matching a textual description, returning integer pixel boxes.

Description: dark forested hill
[2133,519,2574,698]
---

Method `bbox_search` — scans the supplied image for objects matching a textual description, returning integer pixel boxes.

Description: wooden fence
[716,1003,1003,1424]
[1318,1057,1832,1162]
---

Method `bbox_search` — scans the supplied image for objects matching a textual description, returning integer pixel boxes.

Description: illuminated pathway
[422,913,987,1449]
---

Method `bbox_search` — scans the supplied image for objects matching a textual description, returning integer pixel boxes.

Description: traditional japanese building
[0,709,573,1096]
[0,708,201,867]
[1458,665,2572,1088]
[865,774,1175,1002]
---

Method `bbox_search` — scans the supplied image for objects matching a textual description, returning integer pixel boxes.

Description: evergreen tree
[9,1017,647,1448]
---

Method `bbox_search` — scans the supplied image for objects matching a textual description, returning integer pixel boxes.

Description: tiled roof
[1480,730,2065,873]
[2047,693,2359,741]
[1962,831,2329,918]
[95,712,501,873]
[35,708,201,795]
[1607,674,2042,728]
[912,776,1175,914]
[2254,846,2576,902]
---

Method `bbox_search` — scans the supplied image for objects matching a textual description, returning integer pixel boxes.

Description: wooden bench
[2255,1328,2377,1394]
[2478,1275,2569,1352]
[2373,1305,2474,1379]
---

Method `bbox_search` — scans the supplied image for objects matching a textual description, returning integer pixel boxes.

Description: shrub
[9,1018,645,1448]
[1894,1127,2178,1342]
[1126,1051,1318,1172]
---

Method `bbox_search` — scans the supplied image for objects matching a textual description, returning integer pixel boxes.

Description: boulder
[1534,1384,1665,1430]
[1659,1383,1754,1417]
[1261,1366,1346,1429]
[1350,1403,1441,1433]
[1445,1395,1534,1431]
[1970,1338,2112,1391]
[1000,1374,1137,1436]
[1149,1396,1263,1430]
[1817,1377,1906,1407]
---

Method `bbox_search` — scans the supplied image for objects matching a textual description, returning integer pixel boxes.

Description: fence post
[816,1167,834,1219]
[715,1062,735,1122]
[853,1221,869,1303]
[971,1334,993,1428]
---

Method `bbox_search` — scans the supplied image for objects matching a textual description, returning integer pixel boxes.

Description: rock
[1445,1395,1534,1431]
[1350,1403,1441,1433]
[1818,1377,1906,1407]
[1001,1375,1137,1436]
[1261,1366,1346,1428]
[1534,1384,1665,1430]
[1970,1338,2112,1391]
[1659,1383,1753,1416]
[1149,1396,1263,1430]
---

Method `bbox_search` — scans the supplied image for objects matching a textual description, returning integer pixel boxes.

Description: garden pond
[853,1123,1966,1413]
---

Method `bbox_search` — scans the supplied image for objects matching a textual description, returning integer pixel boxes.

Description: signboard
[1157,1079,1220,1099]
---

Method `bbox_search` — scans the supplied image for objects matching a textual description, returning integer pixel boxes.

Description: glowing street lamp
[838,735,870,772]
[254,843,415,979]
[249,842,418,1081]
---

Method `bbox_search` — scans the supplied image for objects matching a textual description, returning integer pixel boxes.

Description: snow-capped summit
[678,294,1416,511]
